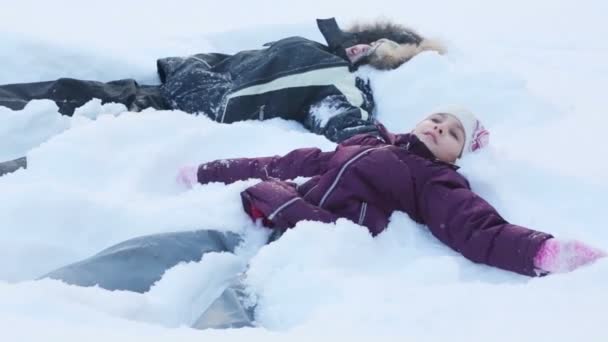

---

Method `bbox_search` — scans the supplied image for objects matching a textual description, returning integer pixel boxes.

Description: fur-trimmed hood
[346,19,446,70]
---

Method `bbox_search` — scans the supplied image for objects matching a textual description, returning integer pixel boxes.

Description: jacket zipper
[318,145,391,208]
[219,98,230,123]
[302,184,318,199]
[267,197,300,221]
[358,202,368,225]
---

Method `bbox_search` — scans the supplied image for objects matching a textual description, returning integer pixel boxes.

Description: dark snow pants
[0,79,169,176]
[42,229,259,329]
[0,78,169,115]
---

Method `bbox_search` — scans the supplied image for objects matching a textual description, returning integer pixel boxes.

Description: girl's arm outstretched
[419,169,604,276]
[181,147,334,186]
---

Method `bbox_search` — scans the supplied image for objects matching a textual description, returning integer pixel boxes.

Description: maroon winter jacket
[196,126,552,276]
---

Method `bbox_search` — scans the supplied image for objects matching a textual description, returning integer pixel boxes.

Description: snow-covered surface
[1,0,607,340]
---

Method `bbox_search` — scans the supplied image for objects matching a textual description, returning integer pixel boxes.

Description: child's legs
[41,229,244,293]
[193,278,256,329]
[0,78,168,115]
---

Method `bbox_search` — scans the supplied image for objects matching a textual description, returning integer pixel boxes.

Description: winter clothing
[157,18,443,142]
[0,78,167,115]
[533,238,606,273]
[430,105,490,155]
[194,125,554,276]
[43,229,243,292]
[42,229,257,329]
[192,279,256,329]
[0,157,27,177]
[0,18,442,143]
[0,18,443,180]
[344,20,446,70]
[0,17,444,178]
[156,18,380,143]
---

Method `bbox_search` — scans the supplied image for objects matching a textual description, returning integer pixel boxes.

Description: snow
[1,0,607,340]
[309,95,348,128]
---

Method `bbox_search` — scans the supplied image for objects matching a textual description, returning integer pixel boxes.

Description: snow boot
[0,156,27,177]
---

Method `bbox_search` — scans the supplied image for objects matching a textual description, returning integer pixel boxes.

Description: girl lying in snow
[43,106,606,329]
[176,106,606,277]
[0,17,442,146]
[0,17,444,177]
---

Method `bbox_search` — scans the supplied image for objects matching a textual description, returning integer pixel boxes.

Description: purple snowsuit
[196,126,553,276]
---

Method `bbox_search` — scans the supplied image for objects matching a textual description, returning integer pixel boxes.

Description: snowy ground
[1,0,607,341]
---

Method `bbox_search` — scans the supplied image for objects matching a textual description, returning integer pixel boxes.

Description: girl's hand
[534,238,606,274]
[176,165,198,189]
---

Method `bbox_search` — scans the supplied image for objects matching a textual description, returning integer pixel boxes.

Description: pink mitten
[534,238,606,273]
[176,165,198,189]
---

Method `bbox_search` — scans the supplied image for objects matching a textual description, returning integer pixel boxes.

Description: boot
[191,278,256,329]
[0,157,27,177]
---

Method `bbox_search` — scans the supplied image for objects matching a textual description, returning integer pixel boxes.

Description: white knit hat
[430,105,490,155]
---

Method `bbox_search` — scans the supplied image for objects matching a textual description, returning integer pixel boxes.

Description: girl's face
[345,43,373,64]
[413,113,466,163]
[344,39,402,66]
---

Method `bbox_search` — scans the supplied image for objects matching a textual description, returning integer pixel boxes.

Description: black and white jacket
[157,18,377,142]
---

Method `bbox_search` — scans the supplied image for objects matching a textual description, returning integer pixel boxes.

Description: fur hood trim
[346,19,446,70]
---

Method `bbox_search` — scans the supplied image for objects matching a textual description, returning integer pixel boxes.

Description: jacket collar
[376,123,460,170]
[316,18,360,69]
[317,18,358,51]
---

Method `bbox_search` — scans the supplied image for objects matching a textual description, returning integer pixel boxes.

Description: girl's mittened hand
[176,165,198,189]
[534,238,606,274]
